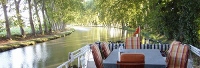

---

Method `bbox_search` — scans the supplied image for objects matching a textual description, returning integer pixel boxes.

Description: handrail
[71,45,90,61]
[190,45,200,57]
[57,45,91,68]
[57,60,71,68]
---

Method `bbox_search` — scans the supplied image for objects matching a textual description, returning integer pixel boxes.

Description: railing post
[115,43,118,49]
[78,57,80,68]
[65,64,68,68]
[95,41,101,49]
[69,52,74,62]
[108,41,112,51]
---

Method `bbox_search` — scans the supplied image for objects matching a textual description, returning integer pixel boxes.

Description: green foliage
[0,27,32,35]
[0,20,4,33]
[95,0,200,46]
[157,0,200,46]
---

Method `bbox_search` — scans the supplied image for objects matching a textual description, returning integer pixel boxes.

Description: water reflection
[0,27,131,68]
[0,43,48,68]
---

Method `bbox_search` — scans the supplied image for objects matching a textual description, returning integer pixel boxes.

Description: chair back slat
[125,37,140,49]
[101,42,111,59]
[91,44,103,68]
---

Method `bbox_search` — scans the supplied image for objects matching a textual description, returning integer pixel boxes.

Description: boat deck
[87,61,96,68]
[87,52,96,68]
[57,42,199,68]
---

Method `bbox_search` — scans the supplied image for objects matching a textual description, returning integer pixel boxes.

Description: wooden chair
[166,41,189,68]
[91,44,103,68]
[101,42,111,59]
[125,37,140,49]
[117,53,145,68]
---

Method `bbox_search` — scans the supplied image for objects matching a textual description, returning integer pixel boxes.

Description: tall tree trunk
[62,22,66,30]
[59,13,65,31]
[121,20,125,29]
[42,0,48,34]
[45,8,52,34]
[14,0,26,38]
[34,0,43,35]
[28,0,36,36]
[2,2,11,40]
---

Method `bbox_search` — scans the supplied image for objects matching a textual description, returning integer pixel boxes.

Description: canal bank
[0,29,75,52]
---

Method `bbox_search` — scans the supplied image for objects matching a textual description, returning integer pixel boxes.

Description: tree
[42,0,48,34]
[45,7,52,33]
[14,0,26,38]
[158,0,200,46]
[94,0,144,28]
[28,0,36,36]
[1,0,11,40]
[34,0,43,35]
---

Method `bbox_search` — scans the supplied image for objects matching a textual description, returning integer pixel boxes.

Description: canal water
[0,26,132,68]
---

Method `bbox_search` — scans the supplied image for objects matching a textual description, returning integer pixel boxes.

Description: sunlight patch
[72,26,90,31]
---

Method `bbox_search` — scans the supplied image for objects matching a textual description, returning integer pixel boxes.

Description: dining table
[103,49,167,68]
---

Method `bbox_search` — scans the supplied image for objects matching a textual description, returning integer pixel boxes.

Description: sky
[0,0,43,27]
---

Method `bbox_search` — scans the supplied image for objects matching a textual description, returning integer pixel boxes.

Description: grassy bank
[0,29,75,52]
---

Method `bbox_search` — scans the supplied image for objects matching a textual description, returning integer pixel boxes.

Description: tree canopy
[0,0,200,46]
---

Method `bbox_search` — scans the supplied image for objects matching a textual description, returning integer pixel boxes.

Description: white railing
[57,45,91,68]
[57,60,71,68]
[190,45,200,57]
